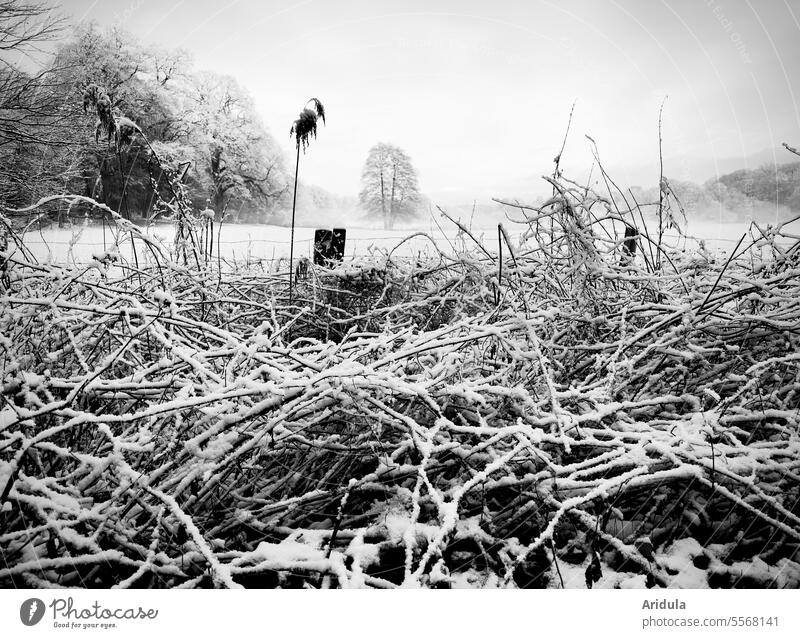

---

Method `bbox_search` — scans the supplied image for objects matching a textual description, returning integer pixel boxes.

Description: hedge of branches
[1,183,799,589]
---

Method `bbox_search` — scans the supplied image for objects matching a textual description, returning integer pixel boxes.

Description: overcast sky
[59,0,800,203]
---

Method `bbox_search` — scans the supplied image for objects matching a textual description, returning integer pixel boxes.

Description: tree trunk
[380,170,387,230]
[389,164,397,231]
[117,150,131,220]
[213,188,225,221]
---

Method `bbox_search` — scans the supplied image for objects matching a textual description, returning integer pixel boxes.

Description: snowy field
[14,214,788,266]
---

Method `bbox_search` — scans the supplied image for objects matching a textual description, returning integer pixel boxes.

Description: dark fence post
[314,228,346,266]
[332,228,346,261]
[314,229,333,266]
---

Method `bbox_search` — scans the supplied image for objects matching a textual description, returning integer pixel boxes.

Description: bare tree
[0,0,66,146]
[0,0,63,62]
[0,1,70,211]
[359,143,420,229]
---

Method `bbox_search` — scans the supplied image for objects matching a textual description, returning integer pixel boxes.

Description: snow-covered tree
[178,71,287,220]
[35,25,289,223]
[359,143,420,229]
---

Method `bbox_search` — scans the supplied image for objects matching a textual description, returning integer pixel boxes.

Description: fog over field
[22,216,792,265]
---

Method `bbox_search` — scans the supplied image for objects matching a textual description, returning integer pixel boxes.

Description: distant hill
[628,161,800,222]
[715,162,800,208]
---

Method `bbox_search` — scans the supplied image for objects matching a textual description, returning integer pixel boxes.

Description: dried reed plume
[288,97,326,303]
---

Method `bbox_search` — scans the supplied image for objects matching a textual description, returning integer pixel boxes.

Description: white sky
[59,0,800,203]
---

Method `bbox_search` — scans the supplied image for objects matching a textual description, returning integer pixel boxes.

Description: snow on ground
[16,216,763,265]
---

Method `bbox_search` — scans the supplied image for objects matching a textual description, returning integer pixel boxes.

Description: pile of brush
[1,178,799,589]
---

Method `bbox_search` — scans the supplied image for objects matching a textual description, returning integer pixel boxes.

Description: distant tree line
[631,162,800,221]
[715,162,800,210]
